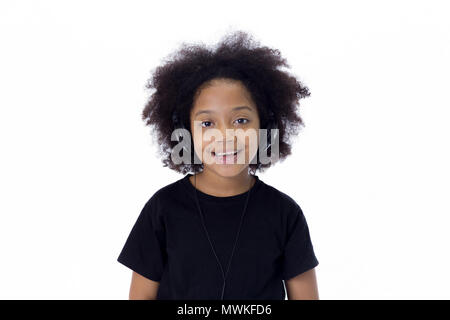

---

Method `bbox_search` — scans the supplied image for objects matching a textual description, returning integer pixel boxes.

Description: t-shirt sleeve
[117,198,166,282]
[281,204,319,281]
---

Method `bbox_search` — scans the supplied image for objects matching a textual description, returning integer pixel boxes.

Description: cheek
[193,136,205,151]
[241,128,260,150]
[192,133,213,158]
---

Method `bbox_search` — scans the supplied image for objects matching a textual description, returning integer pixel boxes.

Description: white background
[1,0,449,299]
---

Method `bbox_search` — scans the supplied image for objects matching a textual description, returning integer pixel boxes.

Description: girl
[117,30,319,300]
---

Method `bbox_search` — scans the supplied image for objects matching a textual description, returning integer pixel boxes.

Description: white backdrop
[1,0,449,299]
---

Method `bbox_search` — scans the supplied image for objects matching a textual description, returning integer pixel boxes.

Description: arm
[128,271,160,300]
[285,268,319,300]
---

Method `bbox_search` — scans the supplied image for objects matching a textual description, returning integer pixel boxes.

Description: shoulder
[258,181,305,231]
[255,180,310,248]
[148,178,180,205]
[141,177,185,220]
[260,181,302,214]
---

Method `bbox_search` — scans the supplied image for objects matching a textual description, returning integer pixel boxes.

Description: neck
[190,168,255,197]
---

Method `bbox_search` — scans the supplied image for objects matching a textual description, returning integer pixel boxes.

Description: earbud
[256,110,277,169]
[172,110,190,153]
[263,110,277,151]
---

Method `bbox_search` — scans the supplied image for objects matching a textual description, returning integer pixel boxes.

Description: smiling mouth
[212,150,240,157]
[211,149,244,164]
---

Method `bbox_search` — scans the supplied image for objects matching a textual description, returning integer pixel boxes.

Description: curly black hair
[142,30,311,175]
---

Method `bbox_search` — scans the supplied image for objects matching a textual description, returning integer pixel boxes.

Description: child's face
[189,78,261,178]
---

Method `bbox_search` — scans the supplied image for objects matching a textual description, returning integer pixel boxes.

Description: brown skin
[127,78,318,300]
[129,271,159,300]
[285,268,319,300]
[188,78,260,196]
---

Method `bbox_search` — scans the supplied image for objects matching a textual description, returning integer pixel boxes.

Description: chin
[201,149,256,177]
[209,164,248,178]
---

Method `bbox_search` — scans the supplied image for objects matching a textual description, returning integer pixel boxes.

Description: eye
[201,121,213,128]
[235,118,249,125]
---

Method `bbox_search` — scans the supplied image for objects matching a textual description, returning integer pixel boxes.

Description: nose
[215,138,235,150]
[214,122,236,149]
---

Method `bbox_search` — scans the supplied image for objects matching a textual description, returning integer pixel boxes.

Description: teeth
[214,150,238,156]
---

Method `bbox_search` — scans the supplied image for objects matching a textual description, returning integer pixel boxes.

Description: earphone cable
[193,173,252,300]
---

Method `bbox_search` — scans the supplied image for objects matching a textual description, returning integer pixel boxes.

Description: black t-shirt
[117,173,319,300]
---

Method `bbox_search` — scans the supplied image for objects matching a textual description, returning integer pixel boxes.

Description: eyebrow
[194,106,253,117]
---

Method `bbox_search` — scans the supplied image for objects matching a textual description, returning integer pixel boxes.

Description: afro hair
[142,30,311,175]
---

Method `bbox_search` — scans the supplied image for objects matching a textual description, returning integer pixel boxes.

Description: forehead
[191,79,256,115]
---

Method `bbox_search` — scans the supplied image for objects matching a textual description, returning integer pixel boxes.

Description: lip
[212,149,241,156]
[212,149,243,164]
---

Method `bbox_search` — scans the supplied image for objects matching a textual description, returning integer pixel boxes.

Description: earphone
[172,108,274,299]
[262,110,278,152]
